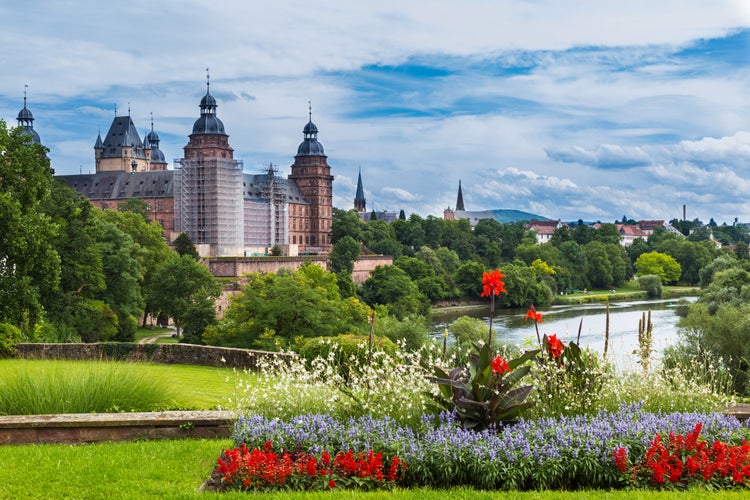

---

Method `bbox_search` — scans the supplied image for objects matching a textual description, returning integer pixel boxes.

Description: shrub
[0,323,21,357]
[297,334,398,374]
[374,313,429,352]
[231,341,441,427]
[638,274,663,298]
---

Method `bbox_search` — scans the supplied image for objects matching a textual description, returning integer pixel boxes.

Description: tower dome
[296,104,325,156]
[191,72,226,135]
[16,88,41,145]
[146,131,165,163]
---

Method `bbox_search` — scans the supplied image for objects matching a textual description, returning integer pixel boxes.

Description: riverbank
[431,285,700,315]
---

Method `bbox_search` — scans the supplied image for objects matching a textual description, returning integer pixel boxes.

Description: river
[429,297,697,369]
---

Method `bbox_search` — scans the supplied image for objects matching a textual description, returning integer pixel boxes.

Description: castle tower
[174,72,244,255]
[456,179,465,211]
[354,167,366,212]
[145,114,168,171]
[287,104,334,253]
[94,105,151,172]
[17,86,41,145]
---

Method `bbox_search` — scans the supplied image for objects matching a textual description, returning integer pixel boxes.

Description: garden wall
[14,343,292,370]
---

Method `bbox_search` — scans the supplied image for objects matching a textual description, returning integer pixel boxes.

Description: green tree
[671,240,714,286]
[331,208,364,244]
[329,235,361,274]
[634,251,682,284]
[0,120,59,333]
[204,264,371,350]
[503,262,553,308]
[149,254,221,337]
[361,265,427,319]
[91,217,143,341]
[117,197,151,223]
[99,209,172,326]
[40,181,110,341]
[173,232,199,260]
[583,241,613,288]
[454,260,485,299]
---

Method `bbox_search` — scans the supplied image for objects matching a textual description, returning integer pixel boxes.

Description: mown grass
[0,438,748,499]
[0,359,242,414]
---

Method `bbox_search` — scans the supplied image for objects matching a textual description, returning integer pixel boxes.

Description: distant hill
[454,209,550,226]
[489,209,550,223]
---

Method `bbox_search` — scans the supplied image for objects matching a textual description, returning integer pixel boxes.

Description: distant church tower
[456,179,465,211]
[174,71,244,255]
[287,104,334,253]
[354,167,366,212]
[17,86,41,145]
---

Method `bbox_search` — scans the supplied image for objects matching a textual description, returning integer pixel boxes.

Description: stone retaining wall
[14,342,292,370]
[0,410,234,445]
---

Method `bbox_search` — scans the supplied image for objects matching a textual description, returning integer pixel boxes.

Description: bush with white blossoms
[228,339,449,427]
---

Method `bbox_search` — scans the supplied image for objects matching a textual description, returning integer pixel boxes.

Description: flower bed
[213,403,750,491]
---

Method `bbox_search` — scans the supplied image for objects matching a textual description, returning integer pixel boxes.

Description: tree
[361,265,427,319]
[173,232,199,260]
[454,260,484,299]
[329,235,361,274]
[91,217,144,341]
[149,254,221,338]
[634,251,682,284]
[671,240,713,286]
[40,181,110,341]
[117,197,151,223]
[0,120,59,333]
[331,208,364,244]
[99,208,172,326]
[204,264,371,350]
[638,274,663,298]
[583,241,614,288]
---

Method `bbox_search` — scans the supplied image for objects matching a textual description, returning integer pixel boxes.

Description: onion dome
[296,105,325,156]
[192,72,226,135]
[17,90,41,145]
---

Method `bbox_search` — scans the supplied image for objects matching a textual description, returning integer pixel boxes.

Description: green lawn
[0,438,747,499]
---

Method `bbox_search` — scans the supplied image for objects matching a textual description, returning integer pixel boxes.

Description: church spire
[456,180,465,211]
[354,166,366,212]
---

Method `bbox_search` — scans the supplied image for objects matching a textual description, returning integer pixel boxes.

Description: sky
[1,0,749,224]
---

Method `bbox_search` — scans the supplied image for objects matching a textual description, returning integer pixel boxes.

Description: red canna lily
[480,270,506,297]
[547,334,564,359]
[491,355,511,375]
[525,308,543,323]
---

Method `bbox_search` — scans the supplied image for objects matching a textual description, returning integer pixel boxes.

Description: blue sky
[1,0,749,224]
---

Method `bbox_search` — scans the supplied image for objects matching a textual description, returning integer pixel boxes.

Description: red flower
[491,355,511,375]
[525,308,543,323]
[547,334,564,359]
[328,479,336,489]
[613,447,628,473]
[480,269,506,298]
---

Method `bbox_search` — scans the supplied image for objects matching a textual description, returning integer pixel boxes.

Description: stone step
[0,410,235,445]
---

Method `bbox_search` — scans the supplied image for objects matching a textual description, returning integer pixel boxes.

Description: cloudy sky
[1,1,749,224]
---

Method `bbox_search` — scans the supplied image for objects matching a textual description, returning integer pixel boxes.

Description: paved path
[138,328,176,344]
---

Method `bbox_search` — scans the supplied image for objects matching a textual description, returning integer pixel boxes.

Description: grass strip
[0,360,243,414]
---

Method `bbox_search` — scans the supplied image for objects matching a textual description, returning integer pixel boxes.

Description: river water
[429,297,697,369]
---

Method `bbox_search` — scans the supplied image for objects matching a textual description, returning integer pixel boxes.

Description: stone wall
[14,343,292,371]
[206,254,392,283]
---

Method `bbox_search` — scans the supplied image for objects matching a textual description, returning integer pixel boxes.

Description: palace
[17,77,334,257]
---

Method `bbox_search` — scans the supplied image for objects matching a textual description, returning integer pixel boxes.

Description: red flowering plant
[425,269,539,431]
[613,423,750,489]
[527,306,607,417]
[212,441,407,492]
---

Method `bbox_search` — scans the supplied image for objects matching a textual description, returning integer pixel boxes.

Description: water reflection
[429,297,697,369]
